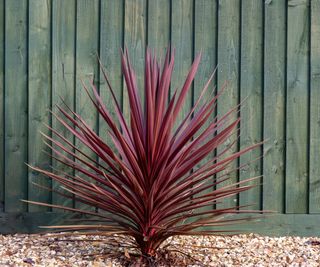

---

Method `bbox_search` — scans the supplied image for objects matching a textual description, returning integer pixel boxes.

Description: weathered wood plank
[123,0,147,121]
[0,212,67,234]
[0,0,4,212]
[286,0,309,213]
[4,0,28,212]
[194,0,217,114]
[214,214,320,237]
[99,0,124,147]
[239,0,263,211]
[147,0,170,51]
[28,0,52,212]
[216,0,241,209]
[309,0,320,213]
[170,1,194,210]
[171,0,194,123]
[51,0,76,209]
[75,0,100,209]
[0,0,319,233]
[263,0,286,212]
[1,212,320,236]
[194,0,217,210]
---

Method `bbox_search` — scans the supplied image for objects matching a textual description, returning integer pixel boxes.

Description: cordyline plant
[26,47,261,260]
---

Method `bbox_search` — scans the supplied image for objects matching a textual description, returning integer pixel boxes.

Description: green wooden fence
[0,0,320,235]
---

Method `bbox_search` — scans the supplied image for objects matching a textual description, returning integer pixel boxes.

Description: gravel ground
[0,233,319,266]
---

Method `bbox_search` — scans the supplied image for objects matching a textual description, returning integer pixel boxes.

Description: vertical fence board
[28,0,52,212]
[239,0,263,210]
[263,0,286,212]
[216,0,241,209]
[194,0,217,210]
[75,0,100,209]
[124,0,147,121]
[147,0,170,51]
[0,0,4,212]
[99,0,123,146]
[286,0,309,213]
[171,0,194,122]
[309,0,320,213]
[51,0,76,209]
[4,0,28,212]
[171,1,194,213]
[239,0,263,209]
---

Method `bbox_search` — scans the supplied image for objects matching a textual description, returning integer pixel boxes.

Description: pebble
[0,233,319,266]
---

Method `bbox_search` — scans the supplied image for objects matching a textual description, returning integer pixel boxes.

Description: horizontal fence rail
[0,0,319,234]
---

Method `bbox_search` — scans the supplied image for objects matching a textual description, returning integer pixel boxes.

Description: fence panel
[4,0,28,212]
[0,0,319,234]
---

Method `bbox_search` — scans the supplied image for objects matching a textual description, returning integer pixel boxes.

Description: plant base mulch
[0,233,319,266]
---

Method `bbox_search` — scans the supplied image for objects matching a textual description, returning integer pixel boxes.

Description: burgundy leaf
[27,47,263,257]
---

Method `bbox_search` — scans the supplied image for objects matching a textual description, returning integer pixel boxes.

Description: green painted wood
[216,0,241,210]
[309,0,320,213]
[123,0,147,121]
[263,0,286,212]
[286,0,309,213]
[0,212,67,234]
[28,0,52,212]
[194,0,217,113]
[0,0,4,212]
[171,0,194,124]
[1,212,320,237]
[193,0,217,211]
[4,0,28,212]
[99,0,124,147]
[98,0,124,188]
[75,0,100,210]
[1,0,320,234]
[214,214,320,237]
[239,0,263,211]
[170,1,194,210]
[51,0,76,209]
[147,0,170,51]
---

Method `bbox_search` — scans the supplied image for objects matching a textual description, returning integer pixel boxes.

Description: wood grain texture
[194,0,217,211]
[147,0,170,52]
[1,212,320,236]
[216,0,241,209]
[194,0,217,112]
[28,0,52,212]
[170,0,194,211]
[51,0,76,209]
[123,0,147,121]
[286,0,309,213]
[0,212,67,234]
[75,0,100,210]
[0,1,319,234]
[4,0,28,212]
[263,0,286,212]
[309,0,320,213]
[0,0,4,212]
[99,0,124,147]
[214,214,320,237]
[239,0,263,211]
[171,0,194,123]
